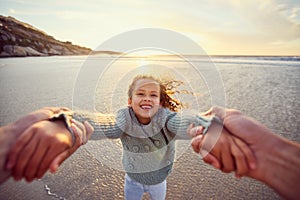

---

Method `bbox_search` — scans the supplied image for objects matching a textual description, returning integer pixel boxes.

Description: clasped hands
[188,107,256,178]
[3,106,256,183]
[1,107,93,183]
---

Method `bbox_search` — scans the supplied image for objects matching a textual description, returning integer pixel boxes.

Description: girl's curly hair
[128,75,187,112]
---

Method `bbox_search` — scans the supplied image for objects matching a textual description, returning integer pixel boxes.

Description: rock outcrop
[0,15,92,57]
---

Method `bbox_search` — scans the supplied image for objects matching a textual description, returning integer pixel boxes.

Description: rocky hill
[0,15,92,57]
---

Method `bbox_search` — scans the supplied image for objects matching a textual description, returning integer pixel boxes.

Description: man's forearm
[249,135,300,200]
[265,138,300,200]
[0,124,16,184]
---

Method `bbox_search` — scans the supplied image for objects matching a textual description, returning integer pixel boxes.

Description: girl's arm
[71,109,126,140]
[166,109,218,139]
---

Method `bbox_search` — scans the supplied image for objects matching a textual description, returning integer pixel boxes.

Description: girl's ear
[128,98,132,107]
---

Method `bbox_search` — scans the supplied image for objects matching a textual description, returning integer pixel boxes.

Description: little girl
[68,75,254,200]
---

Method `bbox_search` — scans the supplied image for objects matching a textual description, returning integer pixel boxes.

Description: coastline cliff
[0,15,92,57]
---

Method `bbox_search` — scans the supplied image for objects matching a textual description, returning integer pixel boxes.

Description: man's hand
[0,107,70,184]
[4,108,94,182]
[188,108,257,177]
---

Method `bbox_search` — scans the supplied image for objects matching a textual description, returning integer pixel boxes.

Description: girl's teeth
[141,105,151,109]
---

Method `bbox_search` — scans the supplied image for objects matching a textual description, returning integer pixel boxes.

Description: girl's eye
[151,94,158,97]
[137,93,144,96]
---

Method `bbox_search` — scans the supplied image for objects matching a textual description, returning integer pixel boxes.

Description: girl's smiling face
[128,78,161,124]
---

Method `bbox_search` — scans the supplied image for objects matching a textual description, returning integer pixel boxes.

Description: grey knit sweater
[71,107,214,185]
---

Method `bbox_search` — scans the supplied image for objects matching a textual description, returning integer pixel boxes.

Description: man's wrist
[49,113,75,146]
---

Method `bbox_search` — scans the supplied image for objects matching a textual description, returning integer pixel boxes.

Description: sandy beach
[0,55,299,199]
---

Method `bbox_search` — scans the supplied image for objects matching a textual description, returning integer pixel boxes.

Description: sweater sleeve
[165,109,219,139]
[71,109,126,140]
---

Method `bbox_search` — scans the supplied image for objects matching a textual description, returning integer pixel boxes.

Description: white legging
[124,174,167,200]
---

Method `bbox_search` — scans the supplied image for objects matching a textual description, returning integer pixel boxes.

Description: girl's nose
[143,95,151,101]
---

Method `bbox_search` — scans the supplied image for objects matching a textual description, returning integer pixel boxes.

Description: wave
[129,55,300,67]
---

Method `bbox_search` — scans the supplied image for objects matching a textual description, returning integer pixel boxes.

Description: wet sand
[0,56,299,199]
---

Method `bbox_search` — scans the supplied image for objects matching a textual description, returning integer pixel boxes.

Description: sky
[1,0,300,55]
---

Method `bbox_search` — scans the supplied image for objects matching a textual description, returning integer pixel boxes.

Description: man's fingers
[220,152,235,173]
[233,137,256,171]
[23,141,48,182]
[229,140,248,176]
[201,107,213,116]
[36,143,65,179]
[202,106,226,120]
[48,123,83,174]
[48,120,91,174]
[191,135,203,154]
[190,134,222,170]
[11,134,39,181]
[6,127,36,170]
[49,150,70,173]
[203,154,221,170]
[218,138,235,173]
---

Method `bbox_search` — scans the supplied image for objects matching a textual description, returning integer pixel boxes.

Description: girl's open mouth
[140,105,152,110]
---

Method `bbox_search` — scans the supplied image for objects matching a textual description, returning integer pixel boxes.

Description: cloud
[229,0,300,41]
[8,9,16,14]
[2,0,299,55]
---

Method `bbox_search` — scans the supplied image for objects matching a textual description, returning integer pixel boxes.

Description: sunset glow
[1,0,299,55]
